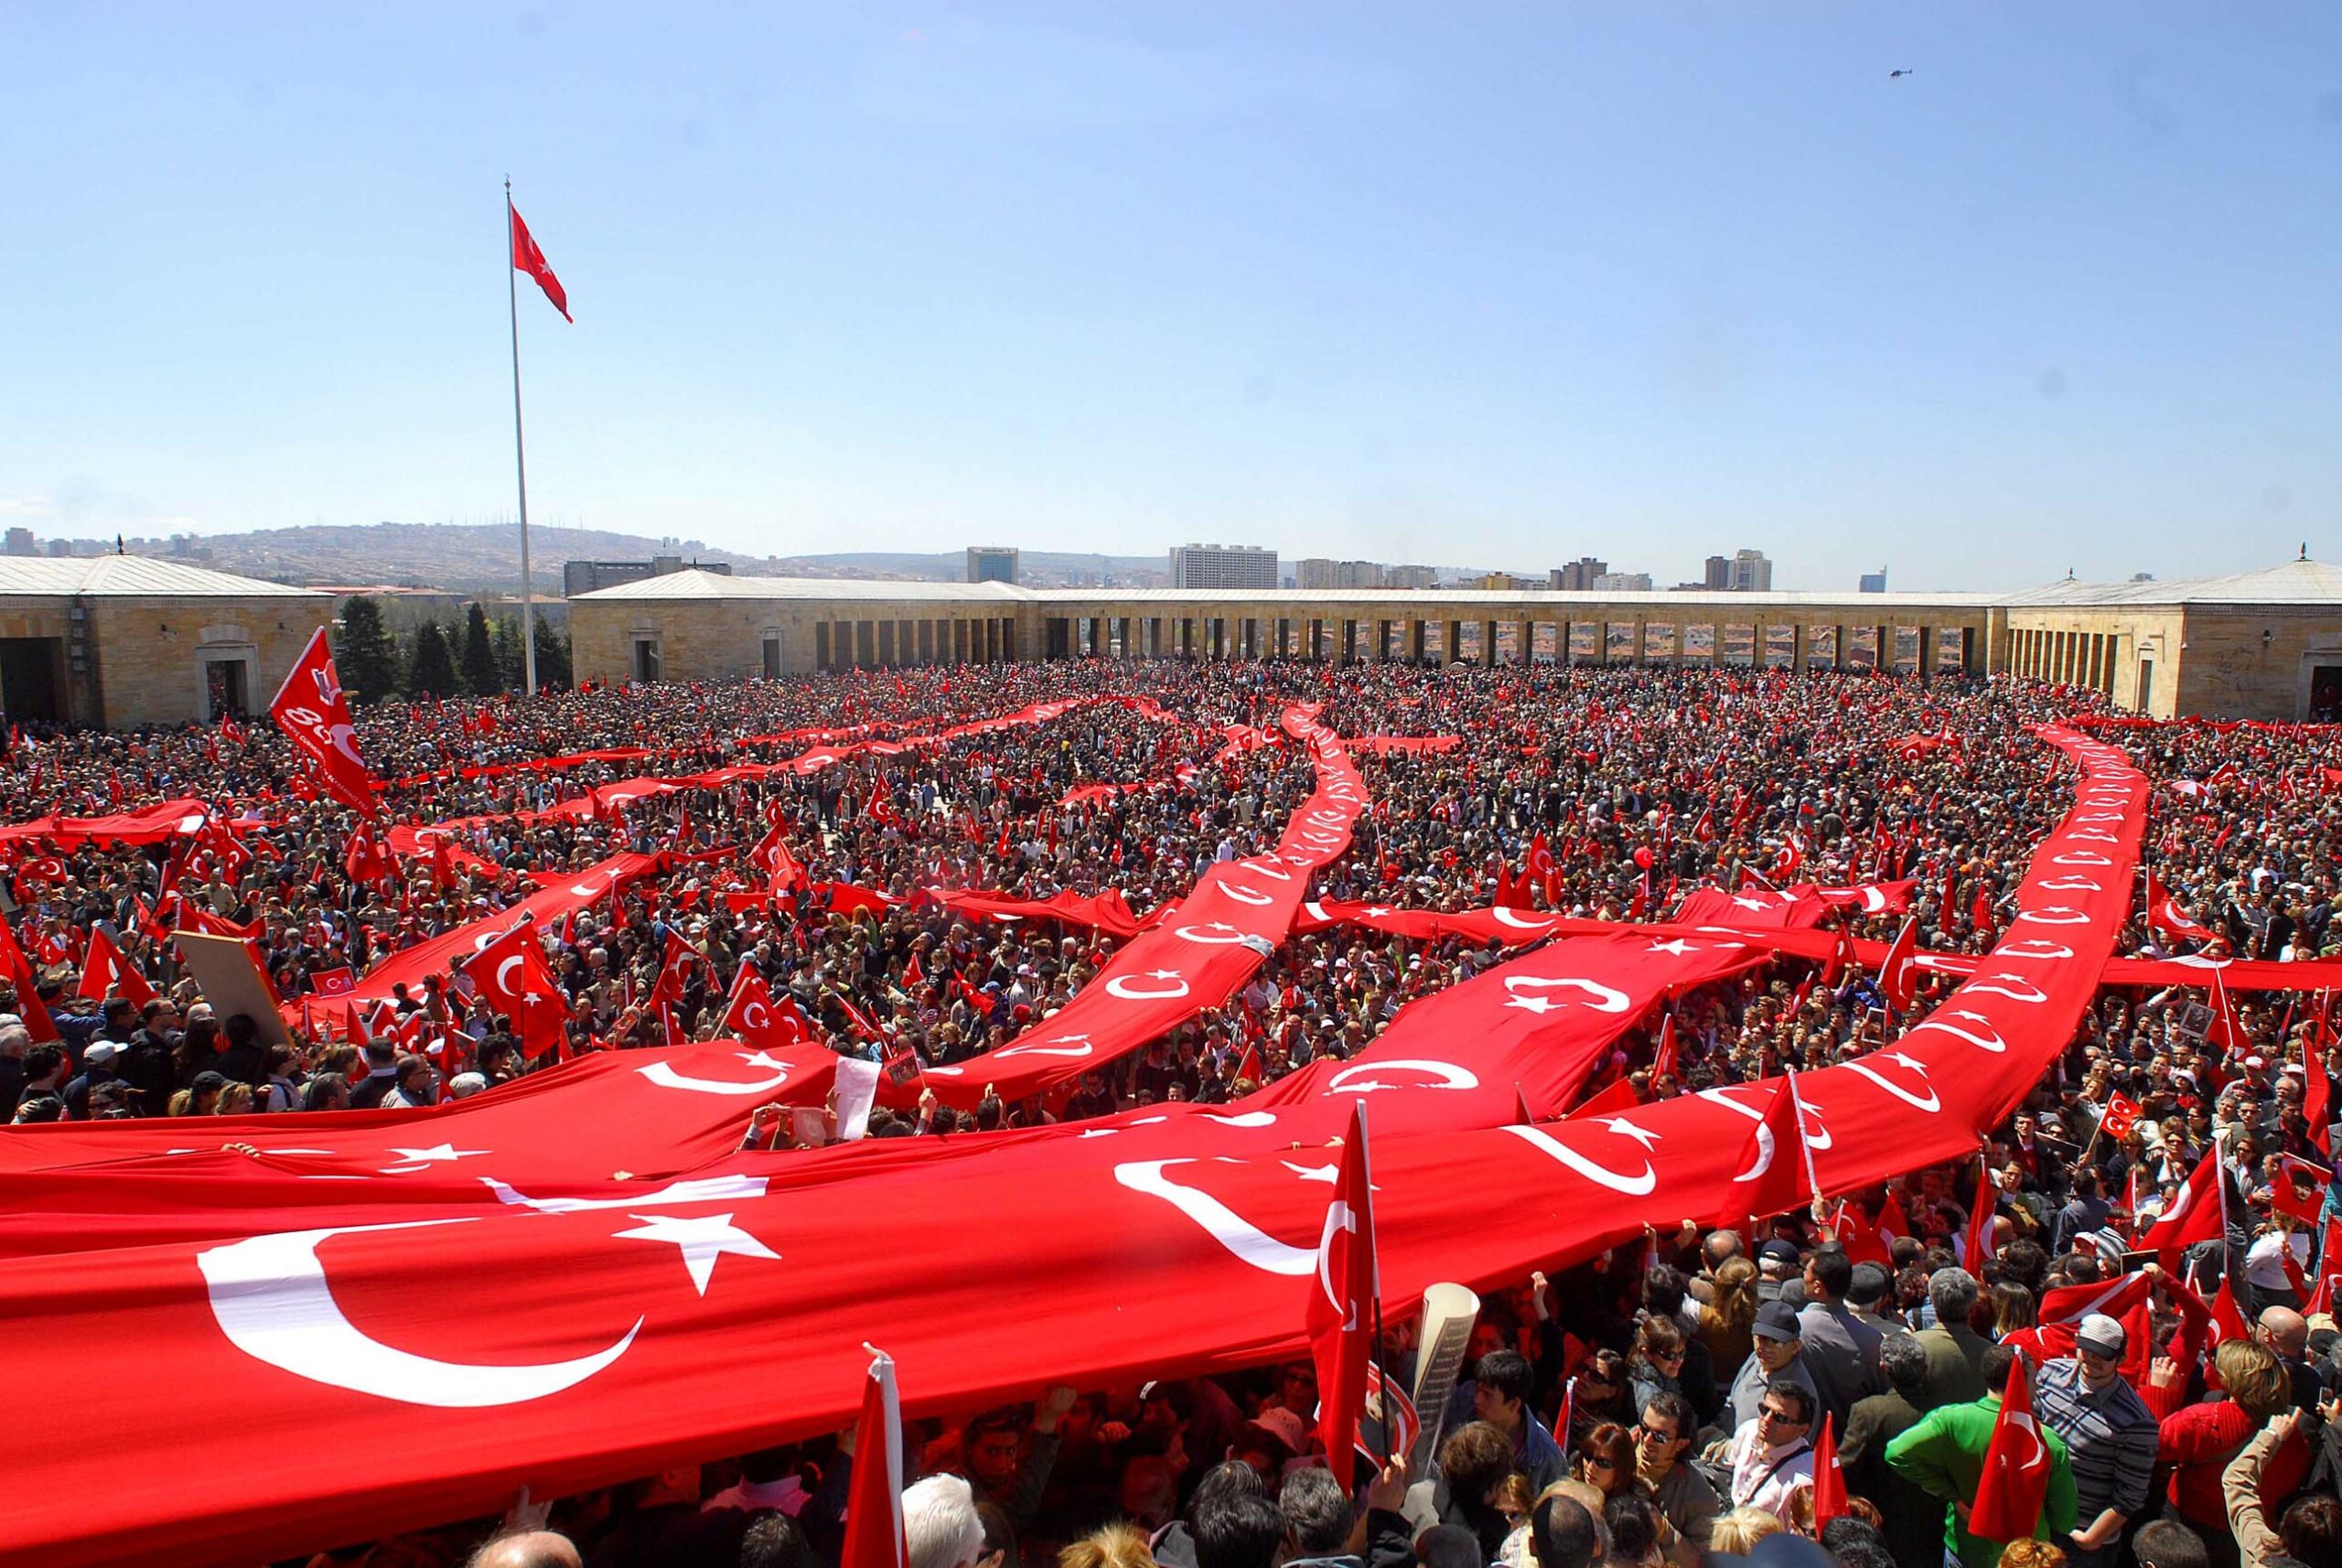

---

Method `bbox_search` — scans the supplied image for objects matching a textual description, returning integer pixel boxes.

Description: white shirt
[2245,1230,2312,1290]
[1726,1417,1814,1522]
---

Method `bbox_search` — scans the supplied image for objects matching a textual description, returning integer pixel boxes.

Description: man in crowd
[2031,1313,2157,1568]
[1886,1344,2078,1568]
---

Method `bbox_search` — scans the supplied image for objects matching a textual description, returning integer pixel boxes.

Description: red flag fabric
[1962,1152,1999,1271]
[2099,1092,2142,1141]
[0,910,59,1043]
[268,628,380,816]
[2209,1275,2252,1348]
[2305,1047,2334,1158]
[2140,1148,2227,1273]
[1570,1076,1643,1120]
[461,922,568,1060]
[1306,1103,1378,1490]
[77,928,156,1009]
[1649,1015,1678,1082]
[839,1348,907,1568]
[1810,1413,1847,1531]
[2272,1156,2328,1226]
[510,202,572,322]
[1878,917,1920,1013]
[1968,1355,2053,1542]
[2145,874,2221,943]
[723,968,811,1053]
[0,724,2151,1568]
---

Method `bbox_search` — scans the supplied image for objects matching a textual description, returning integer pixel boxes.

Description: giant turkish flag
[268,628,381,816]
[0,728,2145,1566]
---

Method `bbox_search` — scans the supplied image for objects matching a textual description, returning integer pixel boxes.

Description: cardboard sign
[170,930,293,1048]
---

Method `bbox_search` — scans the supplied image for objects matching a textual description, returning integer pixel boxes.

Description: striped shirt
[2033,1358,2156,1518]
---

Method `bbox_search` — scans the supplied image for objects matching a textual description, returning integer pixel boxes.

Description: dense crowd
[3,656,2339,1568]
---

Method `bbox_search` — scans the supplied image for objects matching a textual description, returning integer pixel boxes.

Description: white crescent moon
[199,1219,640,1407]
[636,1060,795,1096]
[1491,907,1557,931]
[496,955,525,996]
[1112,1159,1318,1276]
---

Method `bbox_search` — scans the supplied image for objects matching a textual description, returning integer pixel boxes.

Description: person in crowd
[1837,1333,1936,1568]
[2031,1314,2157,1568]
[1913,1267,1990,1410]
[1886,1344,2078,1568]
[1625,1391,1717,1568]
[1717,1376,1816,1524]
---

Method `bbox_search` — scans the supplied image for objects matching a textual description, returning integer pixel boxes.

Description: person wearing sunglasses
[1629,1391,1719,1568]
[1722,1377,1816,1525]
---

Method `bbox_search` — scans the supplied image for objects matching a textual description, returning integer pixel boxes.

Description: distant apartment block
[1551,557,1608,591]
[563,554,732,598]
[1859,568,1888,594]
[1169,543,1278,591]
[965,546,1021,585]
[1704,555,1732,590]
[1295,558,1386,590]
[1591,571,1654,591]
[1385,564,1441,590]
[1729,550,1773,592]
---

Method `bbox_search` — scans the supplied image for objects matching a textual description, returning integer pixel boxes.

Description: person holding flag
[2031,1314,2158,1568]
[1887,1344,2078,1568]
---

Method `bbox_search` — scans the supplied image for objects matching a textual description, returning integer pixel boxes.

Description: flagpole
[505,177,540,698]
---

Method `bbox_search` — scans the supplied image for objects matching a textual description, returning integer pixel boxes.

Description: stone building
[567,555,2342,722]
[0,556,332,728]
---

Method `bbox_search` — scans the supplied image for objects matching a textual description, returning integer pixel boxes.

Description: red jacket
[2152,1398,2307,1526]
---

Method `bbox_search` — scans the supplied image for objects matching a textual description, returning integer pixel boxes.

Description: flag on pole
[1307,1101,1379,1490]
[839,1347,908,1568]
[1810,1413,1847,1531]
[510,203,572,322]
[1968,1354,2053,1542]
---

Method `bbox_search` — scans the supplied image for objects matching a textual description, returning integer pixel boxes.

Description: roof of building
[0,555,328,599]
[570,573,1028,603]
[2002,558,2342,607]
[570,569,1998,611]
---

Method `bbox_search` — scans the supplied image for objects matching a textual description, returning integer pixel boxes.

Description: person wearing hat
[64,1037,129,1120]
[2032,1312,2158,1568]
[1886,1342,2078,1568]
[1725,1302,1820,1434]
[1752,1239,1800,1305]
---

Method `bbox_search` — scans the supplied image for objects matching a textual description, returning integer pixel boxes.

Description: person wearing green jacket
[1885,1345,2079,1568]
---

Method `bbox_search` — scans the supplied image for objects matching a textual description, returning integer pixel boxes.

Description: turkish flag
[839,1348,907,1568]
[646,932,699,1013]
[1969,1354,2052,1542]
[510,203,572,322]
[1810,1412,1847,1531]
[1878,917,1919,1013]
[0,909,59,1042]
[2140,1148,2227,1273]
[78,927,156,1010]
[722,968,809,1052]
[464,922,568,1060]
[1307,1102,1378,1490]
[2304,1044,2333,1157]
[2272,1156,2327,1226]
[2100,1092,2142,1141]
[1736,1078,1814,1221]
[1649,1015,1678,1083]
[268,628,380,817]
[2145,874,2220,943]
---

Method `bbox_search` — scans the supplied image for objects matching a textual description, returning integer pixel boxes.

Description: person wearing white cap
[2034,1312,2157,1568]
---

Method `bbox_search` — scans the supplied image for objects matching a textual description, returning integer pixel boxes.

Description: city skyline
[2,5,2335,592]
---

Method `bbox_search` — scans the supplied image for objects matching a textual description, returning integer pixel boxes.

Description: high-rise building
[1729,550,1773,592]
[1385,564,1441,590]
[965,546,1021,585]
[1551,557,1608,591]
[1703,555,1731,590]
[1859,568,1887,594]
[1591,571,1654,592]
[1169,544,1279,590]
[1295,558,1385,589]
[562,555,731,597]
[3,528,35,557]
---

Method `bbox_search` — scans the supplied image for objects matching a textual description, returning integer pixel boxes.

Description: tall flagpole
[505,177,539,697]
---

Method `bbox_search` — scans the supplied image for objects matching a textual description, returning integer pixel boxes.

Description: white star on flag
[615,1211,782,1295]
[1598,1116,1662,1150]
[379,1144,489,1173]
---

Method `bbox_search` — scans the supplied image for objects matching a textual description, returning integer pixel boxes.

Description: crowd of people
[3,654,2339,1568]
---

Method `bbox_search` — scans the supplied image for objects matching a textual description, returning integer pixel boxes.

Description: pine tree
[335,596,402,704]
[531,614,573,691]
[408,621,460,698]
[461,603,503,695]
[491,615,526,690]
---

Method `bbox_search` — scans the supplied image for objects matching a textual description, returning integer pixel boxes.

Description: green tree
[531,614,573,691]
[407,620,460,698]
[491,615,526,690]
[461,602,503,695]
[334,596,402,704]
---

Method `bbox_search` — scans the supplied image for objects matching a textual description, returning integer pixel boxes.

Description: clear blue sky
[2,3,2335,590]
